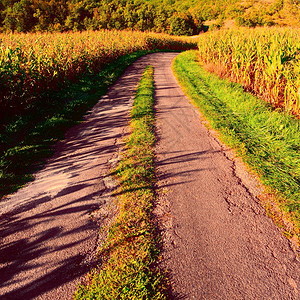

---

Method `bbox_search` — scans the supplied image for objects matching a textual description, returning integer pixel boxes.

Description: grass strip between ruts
[173,50,300,240]
[74,66,166,299]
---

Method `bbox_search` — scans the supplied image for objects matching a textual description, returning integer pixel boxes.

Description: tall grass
[0,30,196,122]
[197,28,300,116]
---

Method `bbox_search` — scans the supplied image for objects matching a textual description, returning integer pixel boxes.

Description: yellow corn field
[0,30,196,119]
[197,28,300,116]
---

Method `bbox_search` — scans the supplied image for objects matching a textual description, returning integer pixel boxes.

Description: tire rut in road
[153,53,300,299]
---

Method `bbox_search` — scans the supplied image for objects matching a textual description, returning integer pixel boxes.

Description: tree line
[0,0,206,35]
[0,0,299,35]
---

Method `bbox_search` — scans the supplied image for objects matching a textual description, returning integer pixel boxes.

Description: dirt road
[1,52,299,299]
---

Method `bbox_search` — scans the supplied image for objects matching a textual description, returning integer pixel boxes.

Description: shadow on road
[0,55,161,299]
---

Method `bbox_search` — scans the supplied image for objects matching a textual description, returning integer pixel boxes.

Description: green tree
[33,0,69,31]
[3,0,37,32]
[65,0,100,30]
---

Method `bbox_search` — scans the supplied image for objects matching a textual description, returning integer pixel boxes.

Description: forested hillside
[0,0,204,35]
[0,0,299,35]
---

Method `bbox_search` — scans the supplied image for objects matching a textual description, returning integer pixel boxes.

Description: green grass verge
[173,50,300,237]
[74,66,166,299]
[0,50,160,198]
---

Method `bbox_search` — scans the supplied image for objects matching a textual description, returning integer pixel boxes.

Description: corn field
[197,28,300,116]
[0,30,196,120]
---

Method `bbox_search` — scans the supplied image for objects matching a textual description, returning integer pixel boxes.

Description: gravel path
[1,52,300,299]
